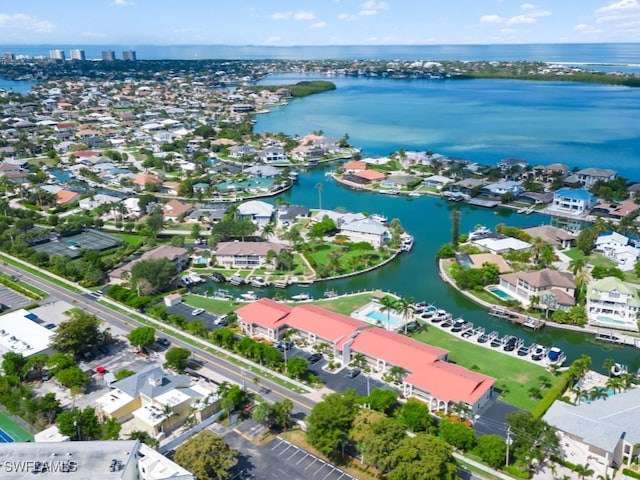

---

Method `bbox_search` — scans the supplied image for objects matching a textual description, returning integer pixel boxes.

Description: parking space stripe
[305,458,318,470]
[270,439,284,450]
[287,449,301,461]
[322,468,336,480]
[315,463,327,475]
[296,453,309,464]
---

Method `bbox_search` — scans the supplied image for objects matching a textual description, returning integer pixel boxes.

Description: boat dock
[467,198,499,208]
[489,307,545,330]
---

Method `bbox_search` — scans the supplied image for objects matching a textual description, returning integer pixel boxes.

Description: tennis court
[32,229,123,258]
[0,412,33,442]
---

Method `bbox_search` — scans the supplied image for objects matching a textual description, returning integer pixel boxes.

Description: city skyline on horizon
[0,0,639,46]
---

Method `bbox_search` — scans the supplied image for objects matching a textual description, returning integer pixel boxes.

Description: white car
[192,308,205,316]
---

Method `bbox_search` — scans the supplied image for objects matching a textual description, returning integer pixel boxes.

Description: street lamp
[506,427,512,467]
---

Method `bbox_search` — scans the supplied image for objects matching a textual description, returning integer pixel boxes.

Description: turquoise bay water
[256,74,640,179]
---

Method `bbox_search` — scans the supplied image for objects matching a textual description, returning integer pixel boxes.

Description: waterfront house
[586,277,640,331]
[422,174,453,190]
[472,236,531,255]
[213,241,287,269]
[544,388,640,472]
[228,144,256,159]
[236,200,274,229]
[339,217,391,248]
[522,225,576,249]
[258,146,287,163]
[499,269,576,310]
[342,160,367,173]
[55,189,80,205]
[481,180,524,198]
[350,169,386,183]
[550,188,597,216]
[576,168,617,189]
[132,173,162,188]
[497,157,529,171]
[594,231,640,271]
[459,253,512,273]
[78,194,122,211]
[235,299,495,415]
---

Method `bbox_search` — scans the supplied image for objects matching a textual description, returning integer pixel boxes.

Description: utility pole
[505,427,512,467]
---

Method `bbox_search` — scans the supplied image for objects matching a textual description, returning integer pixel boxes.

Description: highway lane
[0,262,315,417]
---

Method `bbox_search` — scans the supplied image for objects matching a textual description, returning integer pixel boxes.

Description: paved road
[0,261,315,418]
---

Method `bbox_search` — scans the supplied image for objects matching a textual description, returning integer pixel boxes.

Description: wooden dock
[489,307,545,330]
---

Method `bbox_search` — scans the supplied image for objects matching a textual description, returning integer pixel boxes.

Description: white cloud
[573,23,590,31]
[271,11,316,21]
[0,13,54,33]
[358,10,378,16]
[507,14,538,24]
[360,0,388,10]
[310,21,327,29]
[266,36,281,43]
[338,13,352,20]
[521,3,537,9]
[480,14,505,24]
[597,0,639,13]
[528,10,551,17]
[111,0,133,5]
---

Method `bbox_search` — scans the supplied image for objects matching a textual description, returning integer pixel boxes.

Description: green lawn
[411,328,552,411]
[182,295,240,315]
[311,293,374,315]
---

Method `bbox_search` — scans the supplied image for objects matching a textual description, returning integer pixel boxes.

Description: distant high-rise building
[3,52,15,61]
[122,50,137,61]
[70,49,86,61]
[49,49,65,60]
[101,50,116,61]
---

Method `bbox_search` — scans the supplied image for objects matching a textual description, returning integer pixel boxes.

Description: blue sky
[1,0,639,45]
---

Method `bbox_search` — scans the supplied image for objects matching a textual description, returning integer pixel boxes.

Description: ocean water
[2,43,640,65]
[255,73,640,179]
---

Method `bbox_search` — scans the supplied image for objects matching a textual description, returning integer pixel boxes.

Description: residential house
[277,204,311,225]
[544,388,640,473]
[586,277,640,331]
[96,366,219,436]
[472,236,531,255]
[258,146,287,163]
[78,193,122,211]
[576,168,617,188]
[594,232,640,271]
[349,169,386,184]
[213,241,287,269]
[55,189,80,205]
[133,173,163,188]
[550,188,597,216]
[522,225,576,249]
[109,245,189,283]
[236,200,274,229]
[339,218,390,248]
[161,199,194,221]
[228,145,256,159]
[422,174,453,190]
[481,180,524,198]
[499,268,576,310]
[497,157,528,171]
[342,160,367,173]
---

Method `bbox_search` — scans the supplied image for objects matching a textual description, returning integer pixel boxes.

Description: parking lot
[0,284,32,310]
[165,302,220,329]
[286,347,394,397]
[224,431,357,480]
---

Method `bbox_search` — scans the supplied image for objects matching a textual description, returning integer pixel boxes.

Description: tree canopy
[56,407,102,441]
[51,310,105,359]
[173,430,238,480]
[127,326,156,351]
[164,347,191,373]
[130,258,176,294]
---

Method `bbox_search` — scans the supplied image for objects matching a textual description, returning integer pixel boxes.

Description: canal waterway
[195,163,640,374]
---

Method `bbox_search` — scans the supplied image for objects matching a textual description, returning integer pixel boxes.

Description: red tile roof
[236,298,292,329]
[55,190,79,205]
[285,305,367,346]
[350,328,448,368]
[353,169,386,181]
[343,160,367,171]
[406,360,495,405]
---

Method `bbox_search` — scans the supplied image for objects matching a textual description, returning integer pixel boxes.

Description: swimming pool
[352,302,406,330]
[487,286,516,301]
[595,315,627,326]
[580,388,616,404]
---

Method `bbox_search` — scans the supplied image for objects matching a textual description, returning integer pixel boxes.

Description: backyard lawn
[311,293,373,315]
[411,328,553,411]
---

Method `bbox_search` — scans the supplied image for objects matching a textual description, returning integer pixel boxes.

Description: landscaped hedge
[623,468,640,479]
[503,464,531,479]
[531,370,572,419]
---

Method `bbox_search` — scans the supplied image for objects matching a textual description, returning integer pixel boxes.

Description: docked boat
[239,291,258,301]
[213,289,233,300]
[517,343,534,357]
[209,272,226,283]
[530,345,547,361]
[490,335,505,348]
[272,281,288,288]
[188,272,205,283]
[546,347,567,367]
[610,363,628,377]
[229,274,245,285]
[289,171,299,181]
[291,293,311,301]
[451,318,468,333]
[323,290,338,298]
[502,336,519,352]
[441,318,454,329]
[401,234,414,252]
[249,276,268,288]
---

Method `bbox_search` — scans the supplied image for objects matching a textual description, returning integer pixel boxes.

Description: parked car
[346,368,361,378]
[156,337,170,347]
[275,340,293,351]
[307,353,323,364]
[213,315,228,326]
[191,308,205,316]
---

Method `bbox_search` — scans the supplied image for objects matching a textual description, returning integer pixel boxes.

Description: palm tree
[396,296,416,335]
[388,365,407,383]
[588,387,608,402]
[261,221,275,240]
[569,257,586,276]
[531,236,546,263]
[571,384,585,405]
[452,402,472,420]
[316,182,323,210]
[380,296,399,331]
[602,358,616,377]
[620,372,637,391]
[605,376,624,393]
[574,463,594,479]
